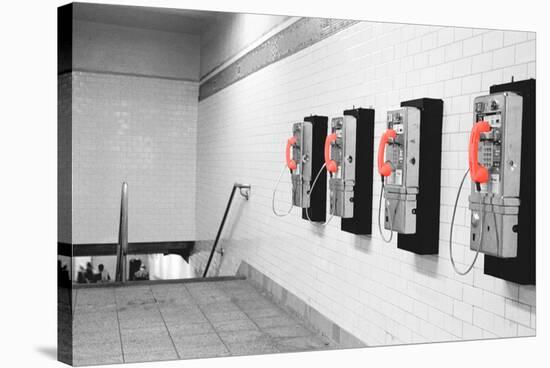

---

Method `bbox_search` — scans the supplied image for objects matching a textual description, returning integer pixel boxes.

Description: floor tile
[118,315,164,326]
[123,348,178,363]
[218,328,280,356]
[253,315,300,329]
[73,310,118,320]
[151,284,188,294]
[73,316,119,332]
[73,329,121,345]
[118,316,164,330]
[161,309,207,325]
[167,322,215,337]
[246,307,288,320]
[211,318,259,332]
[120,326,171,343]
[155,295,196,306]
[172,332,224,347]
[234,299,276,311]
[116,298,156,307]
[225,340,279,356]
[193,296,233,305]
[176,341,230,359]
[151,285,195,304]
[158,304,202,315]
[274,335,334,353]
[262,325,313,338]
[122,340,175,355]
[172,332,230,359]
[117,305,161,315]
[200,301,241,314]
[75,304,117,315]
[73,353,123,367]
[73,341,123,362]
[204,310,249,322]
[159,303,201,311]
[217,329,267,344]
[71,279,341,365]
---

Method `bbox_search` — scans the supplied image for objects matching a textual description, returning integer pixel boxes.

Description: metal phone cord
[449,169,498,276]
[272,164,294,217]
[378,178,398,243]
[305,162,334,226]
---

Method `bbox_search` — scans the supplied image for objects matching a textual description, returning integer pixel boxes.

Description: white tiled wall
[196,22,536,345]
[58,73,72,243]
[71,71,198,243]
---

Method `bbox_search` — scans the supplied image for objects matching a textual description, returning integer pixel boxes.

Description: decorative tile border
[199,17,358,101]
[237,261,366,348]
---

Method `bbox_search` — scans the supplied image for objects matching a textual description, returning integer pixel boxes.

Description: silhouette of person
[77,264,87,284]
[134,264,149,280]
[58,260,71,287]
[98,264,111,282]
[85,262,96,283]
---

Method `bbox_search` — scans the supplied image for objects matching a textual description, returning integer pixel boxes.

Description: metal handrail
[203,183,251,278]
[115,182,128,282]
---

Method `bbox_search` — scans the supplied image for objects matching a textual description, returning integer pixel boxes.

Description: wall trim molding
[199,17,358,101]
[58,69,199,83]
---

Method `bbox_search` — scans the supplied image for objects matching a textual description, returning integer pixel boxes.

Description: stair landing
[71,278,338,366]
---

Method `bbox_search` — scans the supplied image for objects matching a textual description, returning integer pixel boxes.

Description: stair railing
[115,182,128,282]
[203,183,251,277]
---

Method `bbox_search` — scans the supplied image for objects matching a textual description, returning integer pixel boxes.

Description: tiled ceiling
[73,3,227,35]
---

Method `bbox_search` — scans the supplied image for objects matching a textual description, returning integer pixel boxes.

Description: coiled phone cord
[377,178,398,243]
[305,163,334,226]
[271,164,294,217]
[449,168,487,276]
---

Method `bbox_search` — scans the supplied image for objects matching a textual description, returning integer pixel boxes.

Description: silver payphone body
[327,115,357,218]
[469,92,523,258]
[290,121,313,208]
[382,107,421,234]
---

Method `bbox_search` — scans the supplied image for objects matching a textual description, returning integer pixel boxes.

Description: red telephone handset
[377,129,397,177]
[468,121,491,184]
[324,133,338,173]
[286,136,297,170]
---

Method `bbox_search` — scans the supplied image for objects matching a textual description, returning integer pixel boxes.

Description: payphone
[484,79,535,285]
[325,115,357,218]
[272,116,328,221]
[322,108,375,232]
[469,92,523,258]
[449,87,528,277]
[378,107,421,238]
[272,121,313,216]
[288,121,313,208]
[377,98,443,254]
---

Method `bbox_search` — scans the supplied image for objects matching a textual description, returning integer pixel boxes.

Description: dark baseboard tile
[58,240,195,258]
[237,261,366,349]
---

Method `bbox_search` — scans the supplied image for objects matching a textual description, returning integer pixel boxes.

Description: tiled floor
[72,279,338,366]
